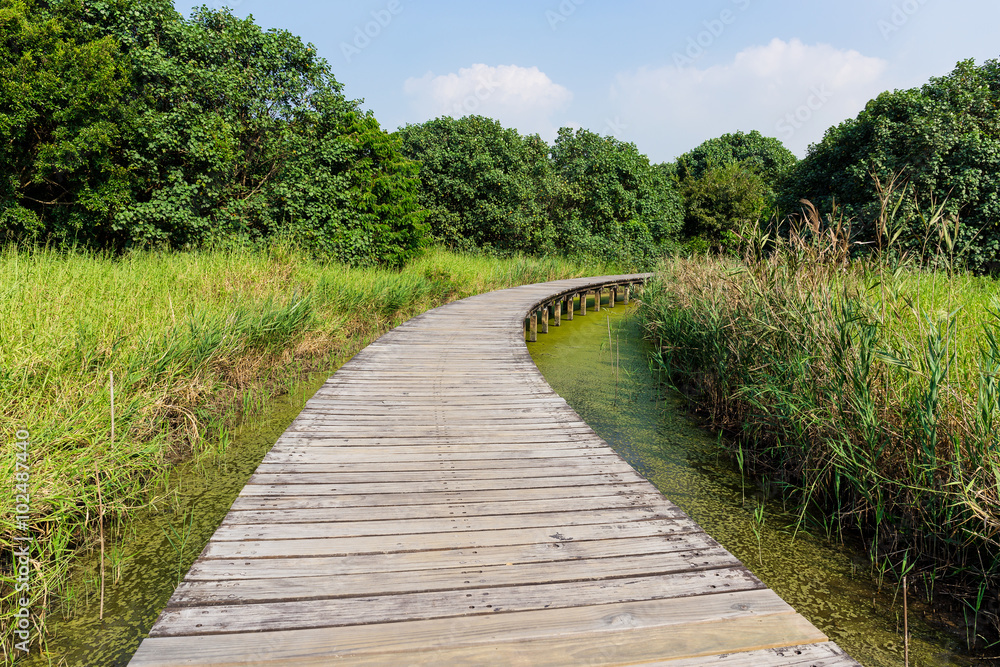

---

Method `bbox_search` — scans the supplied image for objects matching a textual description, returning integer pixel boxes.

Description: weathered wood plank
[647,642,860,666]
[150,568,767,636]
[223,491,673,523]
[169,548,742,605]
[200,519,704,558]
[186,533,722,580]
[228,483,657,510]
[239,472,649,496]
[255,453,626,470]
[246,461,641,484]
[262,448,621,464]
[290,613,825,666]
[210,507,685,541]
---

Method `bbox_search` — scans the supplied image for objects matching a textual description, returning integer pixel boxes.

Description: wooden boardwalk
[129,276,858,666]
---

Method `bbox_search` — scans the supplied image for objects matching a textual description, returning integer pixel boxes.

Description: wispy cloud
[403,64,572,138]
[611,38,888,158]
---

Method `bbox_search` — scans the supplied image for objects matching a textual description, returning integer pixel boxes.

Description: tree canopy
[672,130,794,251]
[780,58,1000,272]
[8,2,995,273]
[550,127,683,264]
[395,116,554,255]
[675,130,797,186]
[0,0,426,265]
[397,119,683,267]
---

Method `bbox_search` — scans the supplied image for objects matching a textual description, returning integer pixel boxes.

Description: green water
[21,374,331,666]
[529,304,972,667]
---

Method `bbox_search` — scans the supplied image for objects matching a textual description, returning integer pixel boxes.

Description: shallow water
[27,301,974,666]
[21,374,330,666]
[528,304,972,667]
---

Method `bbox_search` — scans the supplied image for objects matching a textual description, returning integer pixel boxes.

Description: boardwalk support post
[595,287,602,312]
[541,305,549,334]
[568,294,575,321]
[529,311,538,342]
[554,298,561,326]
[623,284,630,305]
[581,291,588,316]
[609,286,616,307]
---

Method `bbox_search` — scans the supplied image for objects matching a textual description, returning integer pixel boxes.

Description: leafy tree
[780,58,1000,272]
[0,0,132,241]
[679,162,768,251]
[550,127,682,264]
[395,115,555,255]
[0,0,426,265]
[672,131,794,252]
[675,129,797,187]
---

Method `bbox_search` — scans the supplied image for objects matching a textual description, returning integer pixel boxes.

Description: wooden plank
[283,424,590,433]
[169,548,742,605]
[200,519,703,558]
[246,461,641,484]
[228,483,657,510]
[293,613,826,666]
[210,507,685,542]
[186,533,722,580]
[262,445,617,470]
[223,491,673,523]
[150,568,767,636]
[271,436,607,447]
[238,473,648,496]
[647,643,860,666]
[255,453,627,470]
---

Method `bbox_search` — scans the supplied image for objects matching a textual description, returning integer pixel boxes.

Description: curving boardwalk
[130,276,857,666]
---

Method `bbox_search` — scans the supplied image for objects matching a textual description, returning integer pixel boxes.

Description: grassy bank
[639,239,1000,646]
[0,244,616,658]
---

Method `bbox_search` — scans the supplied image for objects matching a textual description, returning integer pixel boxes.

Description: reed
[0,243,614,657]
[640,196,1000,644]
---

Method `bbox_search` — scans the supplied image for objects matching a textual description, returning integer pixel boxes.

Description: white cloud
[403,64,572,138]
[612,39,889,159]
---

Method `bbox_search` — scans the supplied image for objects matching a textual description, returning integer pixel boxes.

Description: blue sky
[174,0,1000,162]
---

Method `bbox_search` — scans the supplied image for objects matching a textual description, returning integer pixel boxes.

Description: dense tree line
[395,118,682,265]
[2,1,996,271]
[0,1,683,268]
[0,0,426,265]
[672,58,999,274]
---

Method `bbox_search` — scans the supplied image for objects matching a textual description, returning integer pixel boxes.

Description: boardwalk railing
[129,275,857,666]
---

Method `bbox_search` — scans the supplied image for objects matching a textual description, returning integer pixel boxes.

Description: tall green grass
[640,209,1000,645]
[0,244,615,658]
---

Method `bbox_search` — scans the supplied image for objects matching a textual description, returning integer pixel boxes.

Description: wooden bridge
[129,276,857,666]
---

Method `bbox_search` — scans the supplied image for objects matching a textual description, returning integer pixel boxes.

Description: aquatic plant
[640,186,1000,644]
